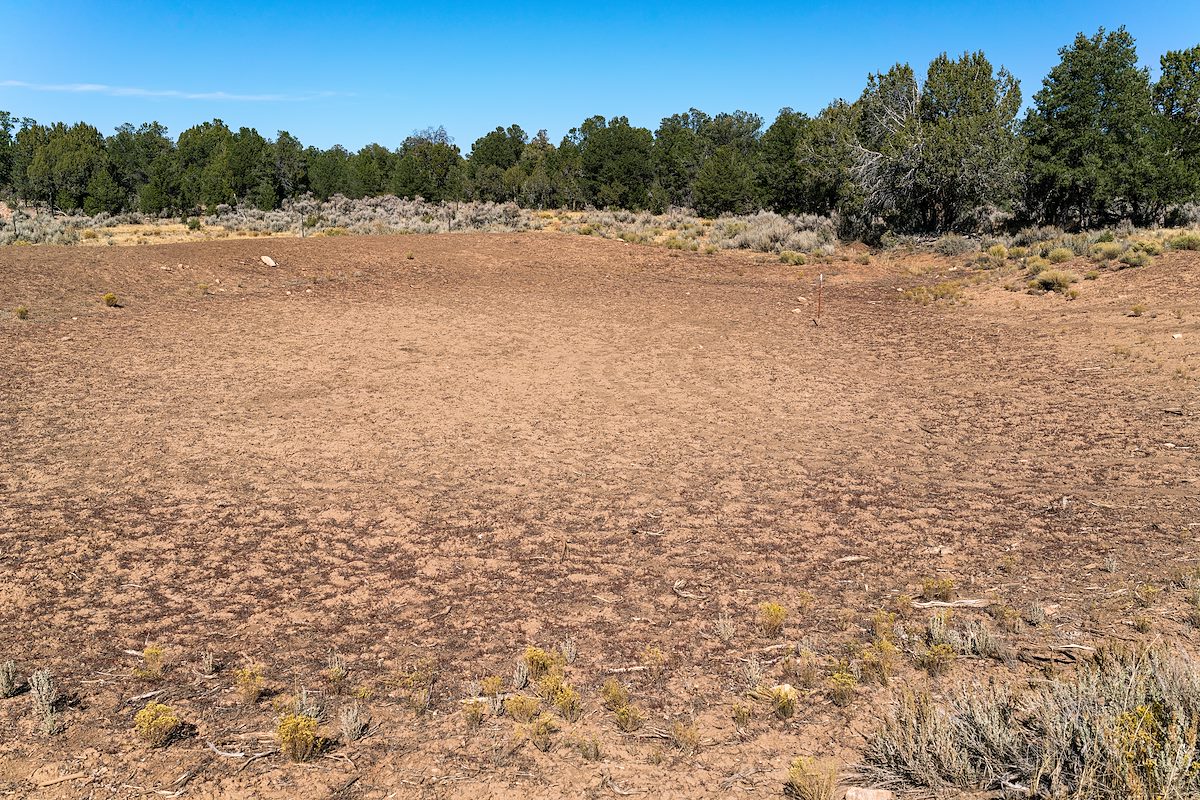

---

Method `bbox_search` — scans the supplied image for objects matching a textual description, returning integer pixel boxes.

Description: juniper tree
[1023,27,1158,227]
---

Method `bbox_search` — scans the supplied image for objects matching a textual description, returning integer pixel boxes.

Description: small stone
[845,789,894,800]
[1173,333,1183,339]
[260,256,277,267]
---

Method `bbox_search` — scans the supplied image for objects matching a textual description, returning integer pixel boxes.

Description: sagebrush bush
[861,646,1200,799]
[933,234,976,256]
[0,661,18,697]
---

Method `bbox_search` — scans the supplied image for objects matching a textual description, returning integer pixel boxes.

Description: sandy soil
[0,233,1197,798]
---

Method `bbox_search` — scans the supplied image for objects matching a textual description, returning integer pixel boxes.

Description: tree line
[0,27,1197,234]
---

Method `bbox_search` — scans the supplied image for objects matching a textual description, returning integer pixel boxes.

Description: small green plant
[1085,269,1100,280]
[277,713,319,761]
[785,756,838,800]
[987,243,1008,260]
[13,306,29,320]
[828,672,857,707]
[134,701,181,747]
[102,292,119,307]
[759,602,787,637]
[1130,303,1148,317]
[640,644,667,678]
[1133,238,1163,255]
[406,251,415,260]
[780,250,807,266]
[504,694,540,722]
[855,253,872,265]
[185,216,202,231]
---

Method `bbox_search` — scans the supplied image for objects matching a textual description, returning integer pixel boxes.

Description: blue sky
[2,1,1198,152]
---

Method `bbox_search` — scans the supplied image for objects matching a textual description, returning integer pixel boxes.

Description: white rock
[845,789,894,800]
[260,256,277,267]
[1173,333,1183,339]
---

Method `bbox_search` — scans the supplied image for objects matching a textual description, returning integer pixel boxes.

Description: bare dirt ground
[0,233,1197,798]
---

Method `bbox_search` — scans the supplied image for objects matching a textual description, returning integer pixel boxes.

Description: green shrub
[13,306,29,320]
[1119,250,1150,268]
[1169,233,1200,250]
[1090,242,1125,261]
[1133,239,1163,255]
[1047,247,1074,264]
[1025,256,1050,274]
[779,250,807,266]
[102,292,119,307]
[986,243,1008,260]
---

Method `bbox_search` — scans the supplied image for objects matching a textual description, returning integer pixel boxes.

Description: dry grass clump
[134,645,164,680]
[398,657,437,712]
[614,703,645,732]
[785,756,838,800]
[921,577,955,601]
[529,713,558,752]
[601,678,629,711]
[504,694,541,722]
[861,646,1200,799]
[1119,250,1151,267]
[1028,269,1077,293]
[1047,247,1074,264]
[670,720,701,756]
[827,672,857,707]
[780,250,807,266]
[277,713,320,761]
[463,698,487,730]
[1090,241,1125,261]
[522,646,556,681]
[134,701,181,747]
[770,684,800,719]
[758,602,787,638]
[861,639,900,686]
[903,281,962,305]
[13,305,29,320]
[235,665,265,705]
[1168,232,1200,250]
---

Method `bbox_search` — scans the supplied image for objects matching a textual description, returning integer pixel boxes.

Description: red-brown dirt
[1,233,1197,798]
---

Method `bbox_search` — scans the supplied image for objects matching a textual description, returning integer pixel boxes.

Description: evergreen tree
[693,144,756,216]
[1154,45,1200,212]
[1023,27,1158,226]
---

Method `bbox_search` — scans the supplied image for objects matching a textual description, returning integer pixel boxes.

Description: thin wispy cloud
[0,80,339,102]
